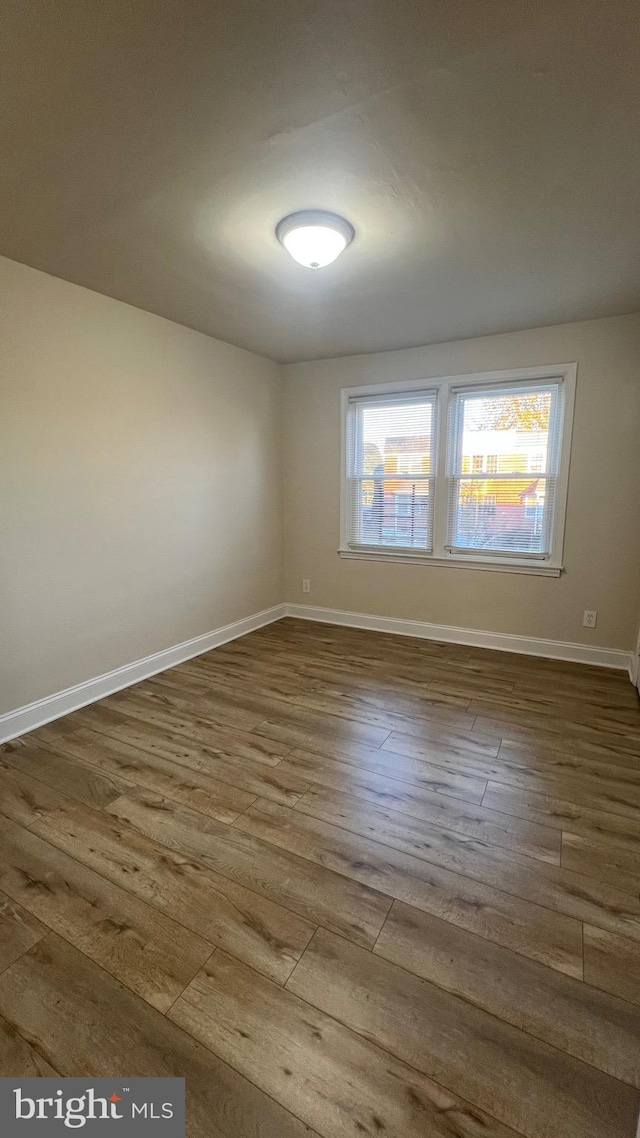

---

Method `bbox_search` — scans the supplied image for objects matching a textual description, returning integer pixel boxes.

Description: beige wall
[283,313,640,652]
[1,256,283,714]
[4,255,639,720]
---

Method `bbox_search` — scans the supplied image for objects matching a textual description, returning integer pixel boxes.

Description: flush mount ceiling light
[276,210,355,269]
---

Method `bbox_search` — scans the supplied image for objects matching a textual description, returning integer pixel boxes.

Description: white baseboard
[0,604,287,745]
[2,599,634,745]
[284,603,633,673]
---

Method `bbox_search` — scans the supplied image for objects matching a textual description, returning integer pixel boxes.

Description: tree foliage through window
[363,442,383,474]
[478,392,551,432]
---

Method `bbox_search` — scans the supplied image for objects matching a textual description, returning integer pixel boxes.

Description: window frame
[339,363,577,577]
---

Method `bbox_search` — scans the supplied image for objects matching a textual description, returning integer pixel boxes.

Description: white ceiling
[2,1,639,363]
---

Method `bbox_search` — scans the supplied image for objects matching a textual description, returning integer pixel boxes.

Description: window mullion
[432,383,450,558]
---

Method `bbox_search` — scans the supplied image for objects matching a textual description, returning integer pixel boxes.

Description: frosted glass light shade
[276,210,354,269]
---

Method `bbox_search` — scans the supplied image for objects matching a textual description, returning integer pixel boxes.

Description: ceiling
[2,1,639,363]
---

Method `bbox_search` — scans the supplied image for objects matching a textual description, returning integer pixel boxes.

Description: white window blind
[445,379,564,559]
[345,390,437,552]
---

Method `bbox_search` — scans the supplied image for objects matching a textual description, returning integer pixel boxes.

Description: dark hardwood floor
[1,617,640,1137]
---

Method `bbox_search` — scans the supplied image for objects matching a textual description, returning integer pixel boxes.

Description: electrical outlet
[583,610,597,628]
[302,579,311,594]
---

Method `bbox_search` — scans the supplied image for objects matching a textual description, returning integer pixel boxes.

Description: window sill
[337,548,563,577]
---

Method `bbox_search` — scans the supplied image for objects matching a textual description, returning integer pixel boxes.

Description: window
[341,364,575,575]
[343,390,436,552]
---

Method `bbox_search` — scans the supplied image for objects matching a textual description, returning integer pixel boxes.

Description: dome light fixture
[276,210,355,269]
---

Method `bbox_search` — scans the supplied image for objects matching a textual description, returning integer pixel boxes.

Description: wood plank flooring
[1,617,640,1138]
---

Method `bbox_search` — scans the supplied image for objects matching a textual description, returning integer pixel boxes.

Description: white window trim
[339,363,577,577]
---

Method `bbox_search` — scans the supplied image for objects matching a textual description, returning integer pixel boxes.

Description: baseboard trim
[0,604,287,745]
[2,599,633,744]
[284,603,633,673]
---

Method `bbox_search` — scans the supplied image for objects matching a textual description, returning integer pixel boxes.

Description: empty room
[2,2,640,1136]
